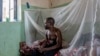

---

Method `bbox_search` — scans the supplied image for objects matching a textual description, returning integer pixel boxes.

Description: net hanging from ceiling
[24,0,100,56]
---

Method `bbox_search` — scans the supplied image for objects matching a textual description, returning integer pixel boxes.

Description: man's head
[45,17,55,29]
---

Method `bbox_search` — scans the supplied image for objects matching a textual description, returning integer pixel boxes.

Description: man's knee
[44,50,57,56]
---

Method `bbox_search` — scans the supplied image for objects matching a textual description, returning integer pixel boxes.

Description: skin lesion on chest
[48,32,57,40]
[47,34,57,45]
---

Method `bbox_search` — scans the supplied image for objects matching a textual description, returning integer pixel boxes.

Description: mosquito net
[24,0,100,56]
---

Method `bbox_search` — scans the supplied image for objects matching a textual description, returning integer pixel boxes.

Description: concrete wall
[0,22,21,56]
[0,0,22,56]
[21,0,50,8]
[51,0,73,7]
[21,0,72,8]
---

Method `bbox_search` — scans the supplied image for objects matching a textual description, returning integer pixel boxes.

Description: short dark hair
[46,17,55,25]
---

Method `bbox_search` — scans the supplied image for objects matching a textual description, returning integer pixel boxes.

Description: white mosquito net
[24,0,100,56]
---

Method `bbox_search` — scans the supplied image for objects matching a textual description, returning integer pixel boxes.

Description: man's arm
[38,33,49,48]
[41,30,62,51]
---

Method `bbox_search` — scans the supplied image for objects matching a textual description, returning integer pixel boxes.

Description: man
[32,17,62,56]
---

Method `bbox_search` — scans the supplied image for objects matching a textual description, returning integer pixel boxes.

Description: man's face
[45,21,51,29]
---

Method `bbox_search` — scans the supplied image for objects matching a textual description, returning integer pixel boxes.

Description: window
[1,0,17,22]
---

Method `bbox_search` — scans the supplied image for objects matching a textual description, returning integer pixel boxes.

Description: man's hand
[38,47,46,53]
[20,50,25,53]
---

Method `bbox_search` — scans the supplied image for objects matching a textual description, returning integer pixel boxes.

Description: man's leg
[31,49,42,56]
[44,49,58,56]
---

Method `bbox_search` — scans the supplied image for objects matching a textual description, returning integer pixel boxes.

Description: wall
[20,0,73,9]
[21,0,50,8]
[0,0,21,56]
[51,0,72,7]
[21,0,73,8]
[0,22,21,56]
